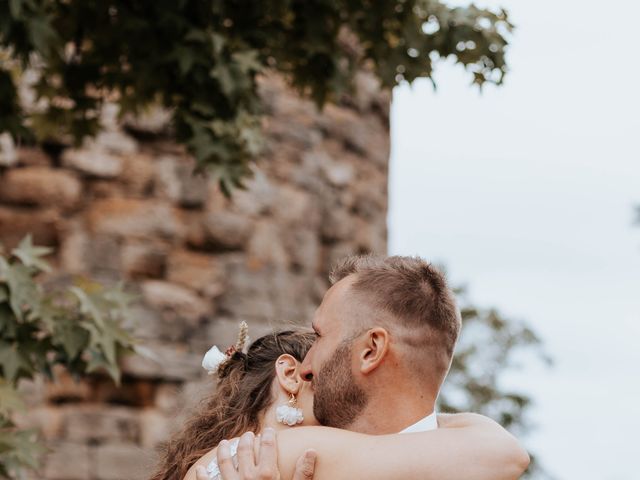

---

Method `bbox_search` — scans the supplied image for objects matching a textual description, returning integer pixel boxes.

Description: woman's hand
[195,428,317,480]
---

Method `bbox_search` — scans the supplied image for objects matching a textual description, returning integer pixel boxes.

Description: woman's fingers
[292,450,317,480]
[217,439,240,480]
[237,431,258,478]
[256,428,279,479]
[195,465,210,480]
[214,430,281,480]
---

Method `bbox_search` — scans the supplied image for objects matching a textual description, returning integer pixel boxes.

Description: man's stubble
[312,341,368,429]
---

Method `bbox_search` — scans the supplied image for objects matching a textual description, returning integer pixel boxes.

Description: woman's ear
[274,354,302,395]
[359,327,390,375]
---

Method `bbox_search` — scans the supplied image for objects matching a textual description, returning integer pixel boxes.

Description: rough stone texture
[0,205,59,249]
[94,443,149,480]
[2,72,389,480]
[0,167,82,210]
[42,442,91,480]
[62,146,124,178]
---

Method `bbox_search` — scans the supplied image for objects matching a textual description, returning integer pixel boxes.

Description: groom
[198,255,527,479]
[298,255,459,435]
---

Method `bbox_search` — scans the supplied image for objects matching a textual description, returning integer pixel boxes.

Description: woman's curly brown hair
[149,329,315,480]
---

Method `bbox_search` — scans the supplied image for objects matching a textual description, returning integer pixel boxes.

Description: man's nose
[300,357,313,381]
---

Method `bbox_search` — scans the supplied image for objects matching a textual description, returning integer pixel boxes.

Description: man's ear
[358,327,390,375]
[274,354,302,394]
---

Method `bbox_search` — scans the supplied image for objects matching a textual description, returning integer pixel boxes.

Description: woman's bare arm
[185,413,529,480]
[275,413,529,480]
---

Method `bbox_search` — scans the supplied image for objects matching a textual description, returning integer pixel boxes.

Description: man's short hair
[330,255,461,384]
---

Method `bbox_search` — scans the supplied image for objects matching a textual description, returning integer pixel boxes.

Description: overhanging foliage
[0,236,136,478]
[0,0,512,193]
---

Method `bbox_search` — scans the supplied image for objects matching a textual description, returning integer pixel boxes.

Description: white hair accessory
[202,321,250,375]
[201,346,229,375]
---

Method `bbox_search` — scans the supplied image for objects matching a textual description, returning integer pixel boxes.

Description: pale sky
[389,0,640,478]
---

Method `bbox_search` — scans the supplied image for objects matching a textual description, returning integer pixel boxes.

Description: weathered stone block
[153,384,181,414]
[141,280,209,324]
[321,158,355,187]
[94,130,138,156]
[121,241,168,278]
[120,342,203,381]
[86,376,156,408]
[45,368,92,404]
[216,256,277,321]
[271,185,319,228]
[351,169,388,219]
[0,206,59,249]
[87,198,186,241]
[43,442,91,480]
[62,146,124,178]
[63,405,140,443]
[121,153,156,196]
[16,375,47,408]
[16,146,52,167]
[319,104,389,167]
[283,229,320,272]
[166,249,223,298]
[139,408,171,449]
[88,179,125,198]
[354,217,387,254]
[0,167,82,210]
[59,219,90,273]
[13,406,63,440]
[155,155,208,208]
[86,234,121,279]
[94,442,149,480]
[228,168,275,217]
[189,211,253,250]
[247,221,288,269]
[320,207,356,242]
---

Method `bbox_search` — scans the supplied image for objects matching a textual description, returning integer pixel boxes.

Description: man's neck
[346,390,437,435]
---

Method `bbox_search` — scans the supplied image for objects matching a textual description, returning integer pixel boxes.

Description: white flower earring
[276,392,304,426]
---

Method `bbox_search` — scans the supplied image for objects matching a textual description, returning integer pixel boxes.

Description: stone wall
[0,73,390,480]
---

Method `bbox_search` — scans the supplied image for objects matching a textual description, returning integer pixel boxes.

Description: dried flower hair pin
[202,321,249,375]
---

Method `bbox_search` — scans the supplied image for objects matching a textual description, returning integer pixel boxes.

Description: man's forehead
[313,275,361,329]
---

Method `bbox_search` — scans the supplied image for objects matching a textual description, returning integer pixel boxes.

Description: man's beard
[312,341,368,429]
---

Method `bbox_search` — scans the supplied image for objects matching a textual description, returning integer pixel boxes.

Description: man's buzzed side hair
[330,255,462,386]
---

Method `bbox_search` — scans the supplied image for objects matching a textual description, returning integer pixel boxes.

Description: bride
[150,328,529,480]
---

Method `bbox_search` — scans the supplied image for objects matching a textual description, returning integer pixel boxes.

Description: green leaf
[0,342,31,383]
[231,50,261,74]
[103,283,137,315]
[69,286,104,329]
[27,16,60,59]
[8,0,24,19]
[0,427,46,471]
[4,263,39,322]
[0,304,17,338]
[175,47,196,76]
[0,286,8,304]
[85,350,121,385]
[57,322,89,360]
[11,235,52,273]
[0,381,24,416]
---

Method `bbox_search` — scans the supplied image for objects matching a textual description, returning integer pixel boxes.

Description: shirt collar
[399,411,438,433]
